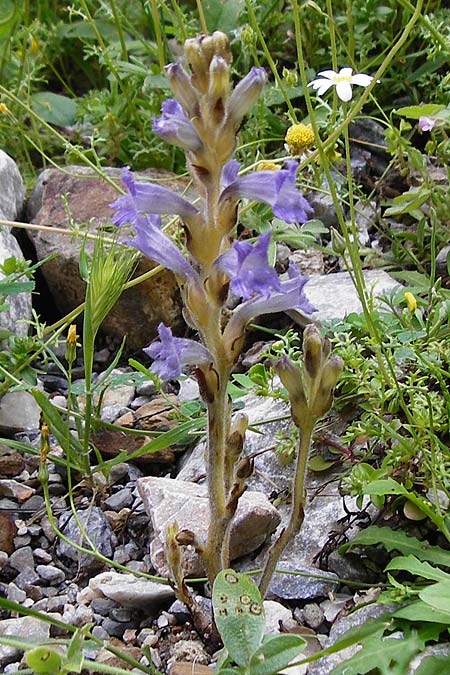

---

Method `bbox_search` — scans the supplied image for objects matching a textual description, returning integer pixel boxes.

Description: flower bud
[274,355,304,402]
[330,227,347,255]
[65,324,77,365]
[319,355,344,393]
[206,56,230,125]
[226,66,266,131]
[164,62,199,118]
[303,324,324,379]
[404,291,417,312]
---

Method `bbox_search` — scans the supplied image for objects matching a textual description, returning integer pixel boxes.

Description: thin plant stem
[196,0,208,34]
[258,419,315,597]
[149,0,166,72]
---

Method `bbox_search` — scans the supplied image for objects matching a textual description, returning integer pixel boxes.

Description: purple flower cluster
[109,54,316,380]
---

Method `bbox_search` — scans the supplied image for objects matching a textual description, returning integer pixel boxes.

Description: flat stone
[290,269,401,325]
[9,545,34,572]
[103,488,133,512]
[26,166,184,353]
[87,571,174,610]
[138,476,281,577]
[0,480,36,503]
[57,506,114,572]
[36,564,65,584]
[0,390,41,434]
[0,616,50,666]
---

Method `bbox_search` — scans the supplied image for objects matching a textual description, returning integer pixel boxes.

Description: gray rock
[262,561,338,601]
[87,570,174,610]
[36,564,65,584]
[0,390,41,433]
[138,475,281,576]
[57,506,114,572]
[6,583,26,604]
[263,600,293,634]
[13,568,40,590]
[0,151,32,339]
[307,604,394,675]
[290,269,401,325]
[0,616,50,666]
[9,545,34,572]
[104,488,133,511]
[303,603,325,629]
[407,643,450,673]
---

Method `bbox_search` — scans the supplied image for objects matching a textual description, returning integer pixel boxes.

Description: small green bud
[25,646,62,673]
[330,227,347,256]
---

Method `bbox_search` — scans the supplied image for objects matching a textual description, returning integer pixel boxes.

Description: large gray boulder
[0,150,31,338]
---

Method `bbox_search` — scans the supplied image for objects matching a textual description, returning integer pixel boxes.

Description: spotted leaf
[212,568,265,667]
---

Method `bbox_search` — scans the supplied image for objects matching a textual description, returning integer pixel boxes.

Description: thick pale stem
[258,420,315,598]
[204,371,233,582]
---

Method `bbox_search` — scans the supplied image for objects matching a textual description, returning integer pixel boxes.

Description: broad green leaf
[308,455,337,472]
[393,599,450,623]
[385,556,450,583]
[213,569,264,667]
[330,628,424,675]
[419,581,450,616]
[414,655,450,674]
[339,526,450,567]
[249,633,306,675]
[31,92,77,126]
[394,104,445,119]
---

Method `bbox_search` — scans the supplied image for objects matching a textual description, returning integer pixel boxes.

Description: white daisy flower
[309,67,373,102]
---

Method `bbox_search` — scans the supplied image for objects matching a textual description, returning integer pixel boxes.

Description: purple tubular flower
[110,167,199,226]
[152,99,202,151]
[164,62,199,117]
[220,160,313,224]
[126,214,197,280]
[144,323,212,380]
[227,67,267,130]
[227,263,315,329]
[418,115,437,132]
[216,232,281,299]
[220,159,239,190]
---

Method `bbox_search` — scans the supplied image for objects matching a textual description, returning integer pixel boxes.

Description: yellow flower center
[285,123,314,154]
[256,160,278,171]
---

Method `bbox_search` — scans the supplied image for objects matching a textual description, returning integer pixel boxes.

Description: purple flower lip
[215,232,281,300]
[110,167,199,227]
[219,160,313,224]
[144,323,212,380]
[152,98,202,151]
[124,214,198,281]
[224,262,315,339]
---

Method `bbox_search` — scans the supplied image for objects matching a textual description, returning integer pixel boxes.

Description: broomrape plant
[110,32,342,601]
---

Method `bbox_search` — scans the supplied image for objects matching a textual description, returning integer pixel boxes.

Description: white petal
[351,73,373,87]
[336,81,353,101]
[338,67,353,79]
[317,70,338,81]
[314,80,335,96]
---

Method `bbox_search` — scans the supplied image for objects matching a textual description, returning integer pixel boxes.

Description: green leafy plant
[212,568,306,674]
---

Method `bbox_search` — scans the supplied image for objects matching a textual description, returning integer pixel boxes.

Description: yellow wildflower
[285,123,314,155]
[404,291,417,312]
[0,103,9,114]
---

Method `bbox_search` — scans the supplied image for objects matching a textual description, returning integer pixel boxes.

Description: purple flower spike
[126,214,197,281]
[110,167,199,226]
[153,99,202,151]
[216,232,281,299]
[220,160,313,224]
[144,323,212,380]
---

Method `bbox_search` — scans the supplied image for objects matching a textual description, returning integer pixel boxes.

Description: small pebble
[36,564,65,584]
